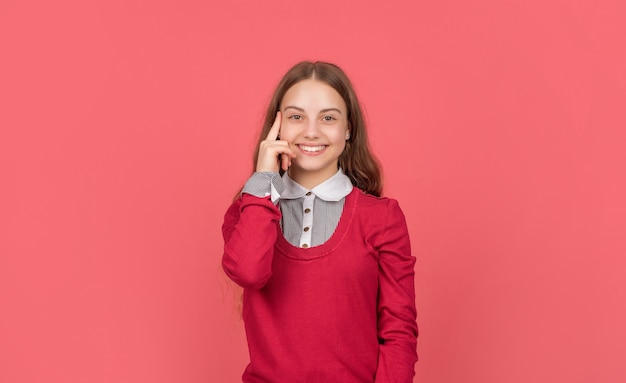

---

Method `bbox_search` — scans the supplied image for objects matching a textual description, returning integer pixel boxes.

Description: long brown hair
[252,61,383,196]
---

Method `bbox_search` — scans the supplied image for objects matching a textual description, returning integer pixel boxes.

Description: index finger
[265,111,282,141]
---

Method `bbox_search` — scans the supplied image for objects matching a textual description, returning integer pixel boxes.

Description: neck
[288,167,338,190]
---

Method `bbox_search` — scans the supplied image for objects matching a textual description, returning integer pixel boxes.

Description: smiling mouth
[298,145,327,153]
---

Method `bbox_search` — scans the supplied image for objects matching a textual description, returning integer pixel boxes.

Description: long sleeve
[241,171,284,203]
[374,199,418,383]
[222,193,282,289]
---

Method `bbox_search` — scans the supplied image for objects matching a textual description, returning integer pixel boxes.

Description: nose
[303,120,321,138]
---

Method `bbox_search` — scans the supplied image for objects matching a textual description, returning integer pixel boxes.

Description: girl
[222,61,417,382]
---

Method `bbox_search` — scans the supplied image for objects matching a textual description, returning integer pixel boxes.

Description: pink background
[1,0,625,382]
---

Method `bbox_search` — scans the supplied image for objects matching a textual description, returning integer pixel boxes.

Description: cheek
[328,128,348,144]
[279,122,298,140]
[338,141,347,153]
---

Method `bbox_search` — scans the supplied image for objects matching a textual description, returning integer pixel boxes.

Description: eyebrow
[283,105,343,115]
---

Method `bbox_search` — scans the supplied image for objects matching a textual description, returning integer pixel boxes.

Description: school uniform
[223,169,417,382]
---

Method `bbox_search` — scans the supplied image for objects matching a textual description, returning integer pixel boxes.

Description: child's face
[279,79,349,187]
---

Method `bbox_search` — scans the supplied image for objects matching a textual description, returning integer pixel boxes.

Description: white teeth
[299,145,326,152]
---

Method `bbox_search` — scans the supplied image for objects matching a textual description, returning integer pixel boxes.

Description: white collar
[281,169,353,202]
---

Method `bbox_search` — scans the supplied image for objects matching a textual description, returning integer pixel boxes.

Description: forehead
[281,79,346,111]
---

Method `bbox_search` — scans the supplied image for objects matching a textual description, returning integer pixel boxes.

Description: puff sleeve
[374,199,418,382]
[222,193,281,290]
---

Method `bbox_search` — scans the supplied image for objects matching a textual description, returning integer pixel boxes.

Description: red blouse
[222,188,418,382]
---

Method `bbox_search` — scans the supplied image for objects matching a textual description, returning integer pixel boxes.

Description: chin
[291,162,337,176]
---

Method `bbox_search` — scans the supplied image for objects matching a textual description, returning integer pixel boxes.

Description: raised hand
[256,112,296,172]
